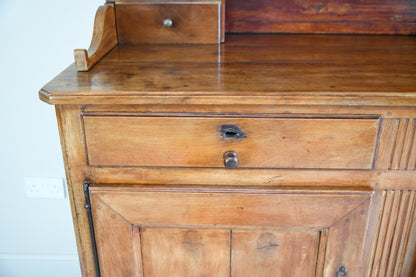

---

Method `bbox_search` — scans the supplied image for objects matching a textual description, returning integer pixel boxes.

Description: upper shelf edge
[42,34,416,106]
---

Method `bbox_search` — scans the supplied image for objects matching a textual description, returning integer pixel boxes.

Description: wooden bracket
[74,4,117,71]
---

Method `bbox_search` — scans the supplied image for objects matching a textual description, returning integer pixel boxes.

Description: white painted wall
[0,1,102,276]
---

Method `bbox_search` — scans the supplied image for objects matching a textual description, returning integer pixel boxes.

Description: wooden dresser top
[40,34,416,106]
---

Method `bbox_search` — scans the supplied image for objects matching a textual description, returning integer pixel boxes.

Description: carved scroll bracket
[74,4,117,71]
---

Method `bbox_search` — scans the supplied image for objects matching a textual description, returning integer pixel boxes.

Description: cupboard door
[89,185,373,276]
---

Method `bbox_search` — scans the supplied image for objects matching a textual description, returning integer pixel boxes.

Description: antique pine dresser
[40,0,416,276]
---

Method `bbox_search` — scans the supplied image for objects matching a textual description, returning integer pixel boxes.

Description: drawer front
[116,3,221,44]
[83,115,379,169]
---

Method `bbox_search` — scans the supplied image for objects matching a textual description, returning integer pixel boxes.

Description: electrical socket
[24,177,66,199]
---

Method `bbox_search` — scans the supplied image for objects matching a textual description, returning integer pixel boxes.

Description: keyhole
[225,131,238,138]
[220,125,247,139]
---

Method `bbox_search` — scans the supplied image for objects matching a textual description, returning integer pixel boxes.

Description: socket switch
[24,177,66,199]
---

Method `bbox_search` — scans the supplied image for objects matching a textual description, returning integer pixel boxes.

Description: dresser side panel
[56,105,93,277]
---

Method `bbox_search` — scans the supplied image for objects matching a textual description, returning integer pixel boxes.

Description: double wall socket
[24,177,66,199]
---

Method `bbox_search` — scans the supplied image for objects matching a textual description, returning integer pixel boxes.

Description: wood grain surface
[90,185,372,229]
[91,194,138,277]
[74,4,117,71]
[323,200,371,276]
[83,115,379,169]
[43,62,416,95]
[43,7,416,275]
[40,34,416,105]
[231,230,319,276]
[102,35,416,64]
[141,228,230,276]
[116,3,220,44]
[226,0,416,34]
[88,184,373,276]
[53,105,416,277]
[55,106,95,276]
[375,118,416,170]
[81,103,416,119]
[370,190,416,277]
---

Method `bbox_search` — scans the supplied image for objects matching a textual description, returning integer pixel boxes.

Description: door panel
[141,228,230,277]
[231,230,319,276]
[324,200,372,276]
[92,196,140,277]
[91,186,372,228]
[89,185,373,276]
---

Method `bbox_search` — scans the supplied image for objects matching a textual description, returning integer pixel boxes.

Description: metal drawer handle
[220,125,247,139]
[224,151,239,169]
[163,18,173,28]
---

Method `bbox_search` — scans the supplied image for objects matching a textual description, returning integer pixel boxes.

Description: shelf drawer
[116,2,221,44]
[83,115,379,169]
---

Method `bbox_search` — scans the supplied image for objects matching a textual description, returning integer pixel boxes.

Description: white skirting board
[0,254,81,277]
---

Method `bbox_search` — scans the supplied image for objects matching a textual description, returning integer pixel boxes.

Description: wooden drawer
[116,3,221,44]
[89,185,373,276]
[83,115,379,169]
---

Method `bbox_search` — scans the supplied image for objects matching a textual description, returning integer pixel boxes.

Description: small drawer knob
[224,151,239,169]
[163,18,173,28]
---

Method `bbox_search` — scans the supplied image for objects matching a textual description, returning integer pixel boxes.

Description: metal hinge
[84,181,101,277]
[335,265,347,277]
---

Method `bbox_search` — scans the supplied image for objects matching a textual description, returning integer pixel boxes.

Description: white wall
[0,1,102,276]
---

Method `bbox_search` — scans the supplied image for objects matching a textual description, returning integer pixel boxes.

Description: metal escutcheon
[220,125,247,139]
